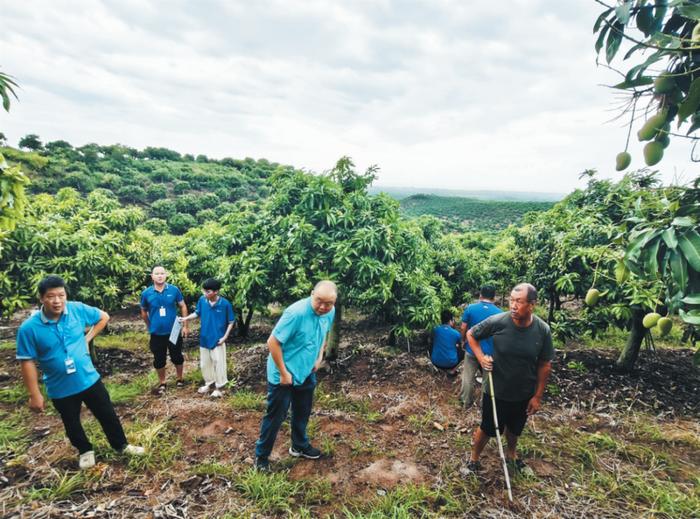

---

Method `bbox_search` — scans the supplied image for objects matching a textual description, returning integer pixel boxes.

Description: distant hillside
[400,194,554,231]
[370,185,563,202]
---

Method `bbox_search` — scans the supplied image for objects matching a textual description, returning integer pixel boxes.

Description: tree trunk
[547,290,556,324]
[326,304,342,360]
[616,308,646,372]
[237,308,254,338]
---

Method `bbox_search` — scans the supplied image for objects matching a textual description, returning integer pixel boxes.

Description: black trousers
[51,379,128,454]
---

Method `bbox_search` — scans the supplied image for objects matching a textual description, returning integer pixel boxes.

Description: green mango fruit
[642,312,661,329]
[615,151,631,171]
[655,133,670,148]
[643,141,664,166]
[657,317,672,336]
[637,110,667,141]
[585,288,600,307]
[693,22,700,43]
[654,74,675,94]
[636,6,654,35]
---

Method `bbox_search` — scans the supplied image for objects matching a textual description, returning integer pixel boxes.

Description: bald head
[311,280,337,315]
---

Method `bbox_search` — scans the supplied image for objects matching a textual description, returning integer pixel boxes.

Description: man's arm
[527,359,552,416]
[178,300,189,337]
[140,307,150,329]
[460,322,468,345]
[85,311,109,344]
[313,336,327,372]
[20,360,44,412]
[218,321,235,345]
[267,335,292,385]
[179,312,199,322]
[467,329,492,371]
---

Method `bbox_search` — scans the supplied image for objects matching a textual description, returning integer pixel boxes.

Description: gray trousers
[459,354,481,407]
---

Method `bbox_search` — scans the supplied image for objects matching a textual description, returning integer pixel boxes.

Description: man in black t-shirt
[464,283,554,476]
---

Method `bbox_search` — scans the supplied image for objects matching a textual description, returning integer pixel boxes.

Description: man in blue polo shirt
[178,278,235,398]
[140,266,189,394]
[16,275,144,470]
[459,284,503,407]
[430,310,464,375]
[254,280,337,472]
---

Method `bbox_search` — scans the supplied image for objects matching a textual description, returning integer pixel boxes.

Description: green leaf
[678,229,700,272]
[595,23,611,54]
[662,227,678,249]
[615,2,632,24]
[672,216,695,227]
[677,78,700,124]
[670,249,688,292]
[681,294,700,304]
[606,22,624,63]
[678,5,700,20]
[593,7,614,33]
[679,309,700,325]
[642,235,661,276]
[612,76,653,89]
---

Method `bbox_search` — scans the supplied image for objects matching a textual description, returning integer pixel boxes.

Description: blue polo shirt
[431,325,462,368]
[195,295,235,349]
[140,284,184,335]
[462,300,503,356]
[16,302,102,399]
[266,297,335,386]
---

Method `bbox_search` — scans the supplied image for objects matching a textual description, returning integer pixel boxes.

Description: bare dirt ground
[0,314,698,518]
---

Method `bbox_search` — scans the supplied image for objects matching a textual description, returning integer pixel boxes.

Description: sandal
[155,383,167,395]
[176,379,185,388]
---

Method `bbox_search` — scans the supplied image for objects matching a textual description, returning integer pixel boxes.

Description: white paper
[169,318,182,345]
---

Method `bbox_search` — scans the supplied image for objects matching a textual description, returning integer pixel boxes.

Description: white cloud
[0,0,693,194]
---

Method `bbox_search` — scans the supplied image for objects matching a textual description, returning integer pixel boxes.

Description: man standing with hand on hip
[464,283,554,476]
[16,276,144,470]
[140,266,189,394]
[254,280,337,472]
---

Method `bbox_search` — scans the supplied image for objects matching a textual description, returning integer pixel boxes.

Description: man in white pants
[179,278,235,397]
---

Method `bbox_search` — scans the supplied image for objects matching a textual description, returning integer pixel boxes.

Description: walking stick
[488,371,513,502]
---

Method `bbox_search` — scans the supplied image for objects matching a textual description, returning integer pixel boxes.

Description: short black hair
[480,284,496,300]
[202,278,222,291]
[514,283,537,303]
[440,309,454,324]
[38,275,67,296]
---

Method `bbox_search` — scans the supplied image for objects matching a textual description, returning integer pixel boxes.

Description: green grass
[228,389,266,411]
[191,460,235,479]
[0,382,28,404]
[96,331,149,350]
[25,470,98,501]
[104,372,158,405]
[315,385,383,422]
[0,340,15,350]
[343,484,458,518]
[234,468,301,514]
[0,409,30,457]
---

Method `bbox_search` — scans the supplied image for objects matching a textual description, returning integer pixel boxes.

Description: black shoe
[254,456,270,472]
[461,460,481,476]
[507,458,534,477]
[176,379,185,388]
[154,383,166,395]
[289,444,321,459]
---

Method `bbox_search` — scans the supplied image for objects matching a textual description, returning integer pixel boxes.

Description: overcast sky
[0,1,694,194]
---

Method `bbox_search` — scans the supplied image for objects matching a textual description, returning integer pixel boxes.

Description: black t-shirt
[471,312,554,401]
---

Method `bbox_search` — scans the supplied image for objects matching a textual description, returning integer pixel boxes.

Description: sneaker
[198,384,212,394]
[123,444,146,456]
[79,450,96,470]
[254,456,270,472]
[289,444,322,459]
[507,458,534,477]
[460,460,481,476]
[210,389,223,398]
[155,383,166,395]
[176,379,185,388]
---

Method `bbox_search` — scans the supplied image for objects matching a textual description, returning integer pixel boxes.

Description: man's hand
[182,325,189,338]
[217,336,227,346]
[312,358,323,372]
[279,371,293,385]
[29,393,44,413]
[480,355,493,372]
[527,395,542,416]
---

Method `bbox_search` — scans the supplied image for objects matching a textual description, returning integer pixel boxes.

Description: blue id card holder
[65,357,76,374]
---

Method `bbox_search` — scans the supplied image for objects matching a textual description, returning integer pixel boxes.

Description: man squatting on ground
[429,309,464,375]
[465,283,554,475]
[16,276,145,470]
[178,278,235,398]
[140,266,189,394]
[254,280,337,472]
[459,284,503,407]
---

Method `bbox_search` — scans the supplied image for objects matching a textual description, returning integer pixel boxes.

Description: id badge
[159,306,166,317]
[65,357,76,375]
